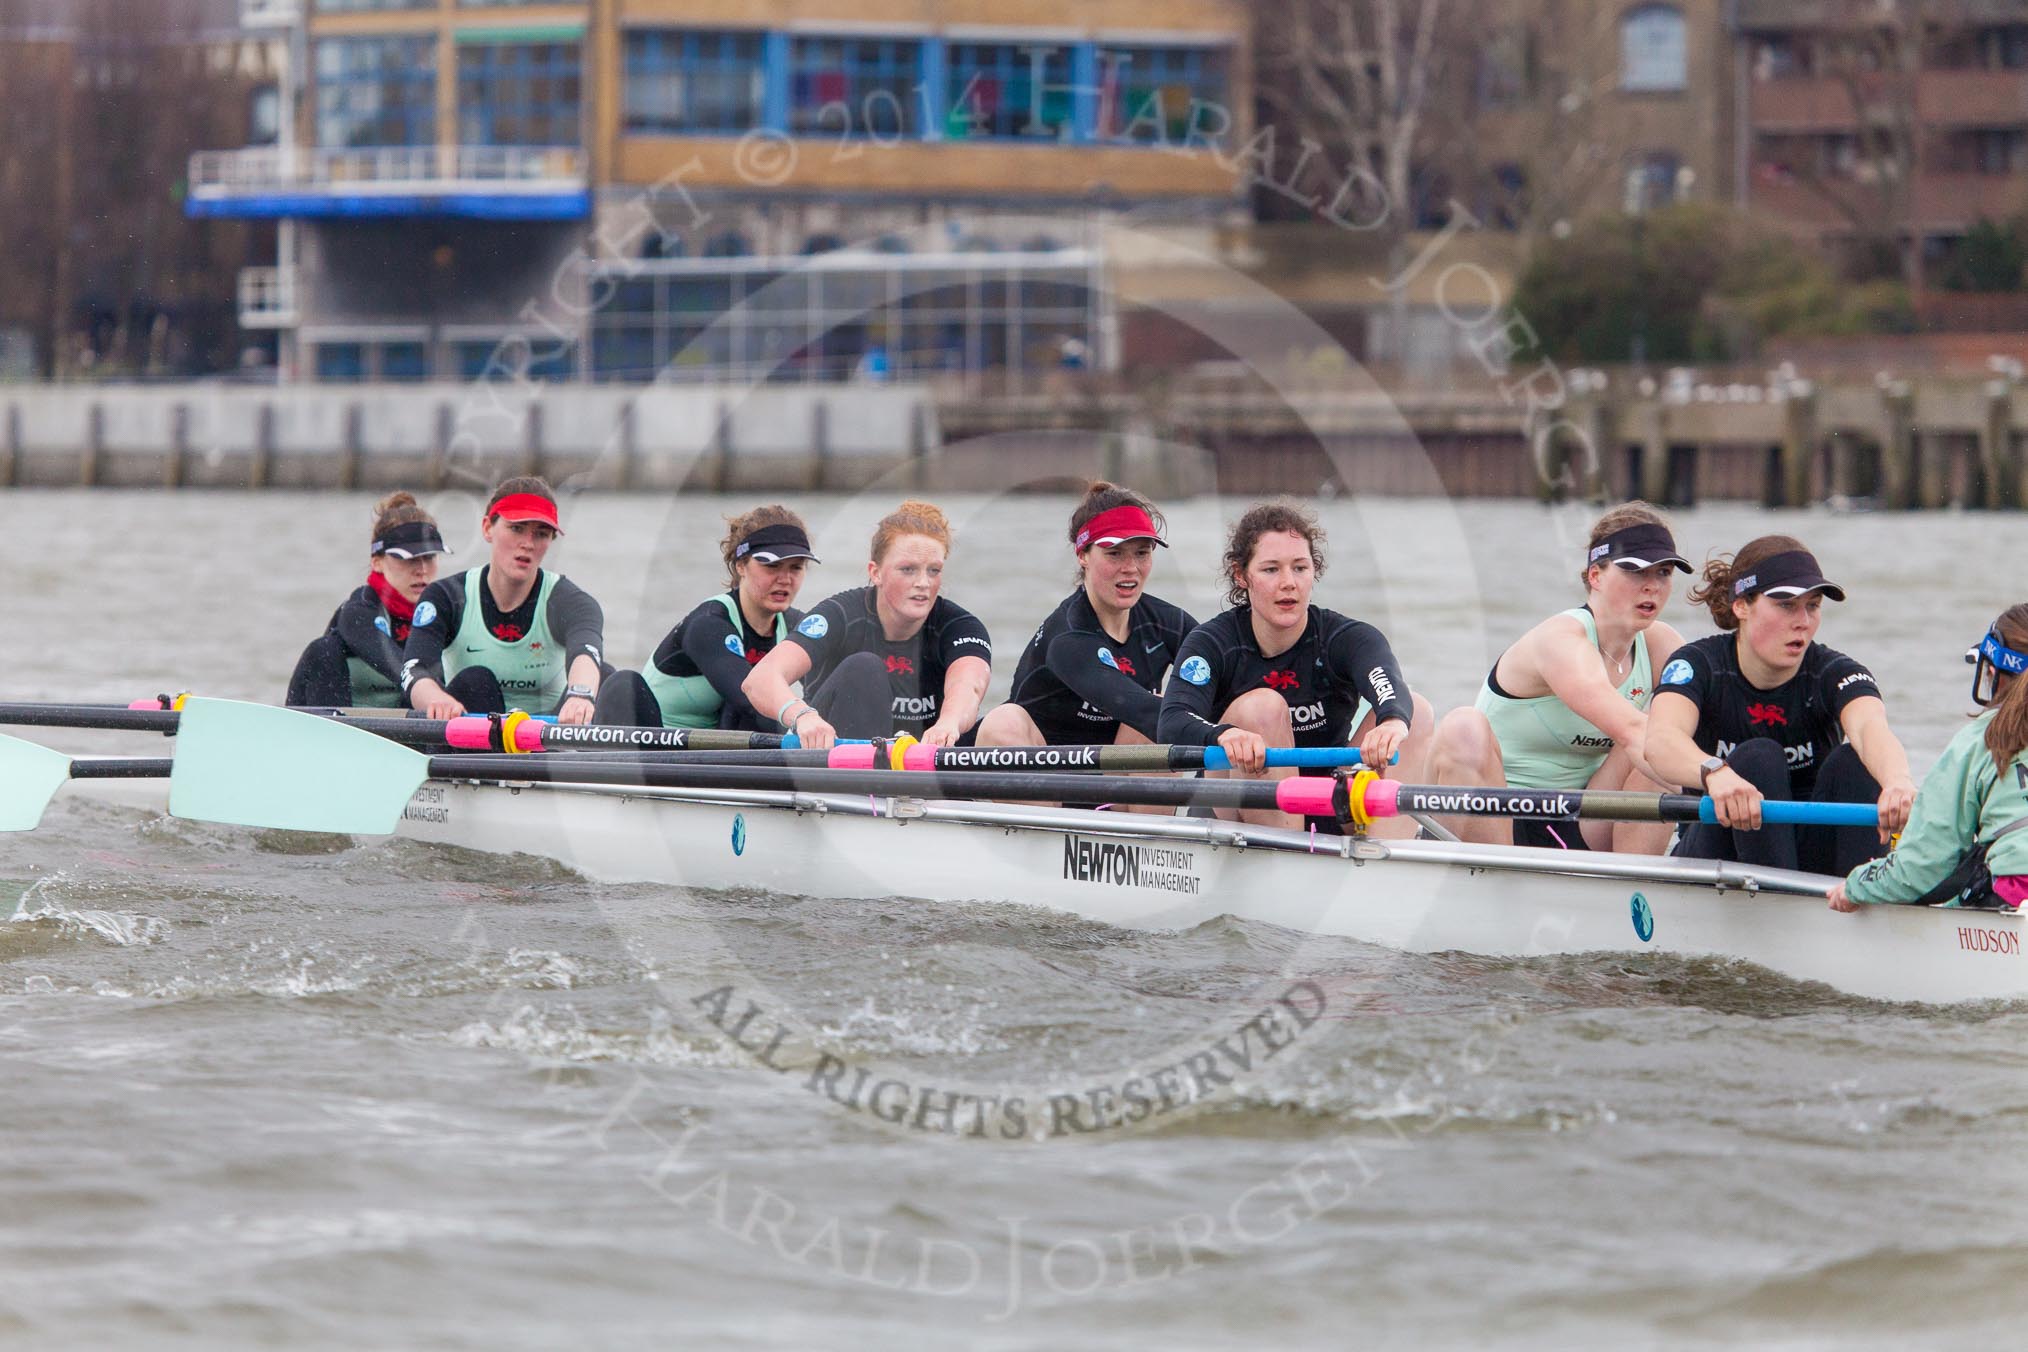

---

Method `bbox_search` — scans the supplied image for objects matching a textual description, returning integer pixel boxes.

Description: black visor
[733,522,820,565]
[1587,523,1691,574]
[373,520,447,559]
[1733,549,1845,602]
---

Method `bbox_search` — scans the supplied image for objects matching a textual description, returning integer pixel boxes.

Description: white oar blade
[0,734,74,831]
[169,698,428,835]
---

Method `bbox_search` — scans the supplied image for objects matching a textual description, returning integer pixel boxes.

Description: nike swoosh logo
[1144,642,1164,653]
[463,645,487,653]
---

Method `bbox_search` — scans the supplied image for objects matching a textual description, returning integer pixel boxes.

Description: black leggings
[445,663,615,717]
[807,651,901,740]
[592,669,772,732]
[1674,738,1885,876]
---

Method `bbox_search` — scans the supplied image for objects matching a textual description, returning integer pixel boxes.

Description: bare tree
[1253,0,1457,243]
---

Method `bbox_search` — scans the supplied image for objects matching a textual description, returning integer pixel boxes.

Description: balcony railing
[239,0,299,29]
[191,145,587,195]
[1749,170,2028,232]
[1750,69,2028,131]
[239,267,298,330]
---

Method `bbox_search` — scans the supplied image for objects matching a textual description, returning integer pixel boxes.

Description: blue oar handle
[1202,747,1381,771]
[1697,798,1880,827]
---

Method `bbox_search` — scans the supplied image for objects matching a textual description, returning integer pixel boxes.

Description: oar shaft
[68,757,175,779]
[417,754,1313,813]
[1378,783,1879,826]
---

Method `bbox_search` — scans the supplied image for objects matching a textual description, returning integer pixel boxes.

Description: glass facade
[588,258,1098,384]
[945,42,1075,140]
[315,36,437,148]
[458,41,583,146]
[1098,45,1229,144]
[789,37,922,138]
[624,30,766,135]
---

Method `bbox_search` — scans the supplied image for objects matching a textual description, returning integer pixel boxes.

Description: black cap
[733,522,820,565]
[372,520,448,559]
[1733,549,1846,602]
[1588,523,1691,574]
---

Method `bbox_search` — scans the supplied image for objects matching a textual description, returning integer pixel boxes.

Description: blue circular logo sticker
[796,613,829,640]
[1097,647,1119,670]
[723,633,745,657]
[413,600,437,629]
[731,813,747,857]
[1659,658,1694,687]
[1179,655,1211,687]
[373,614,391,635]
[1630,891,1654,942]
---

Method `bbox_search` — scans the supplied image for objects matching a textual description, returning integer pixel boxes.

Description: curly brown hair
[1222,499,1326,608]
[1686,534,1809,631]
[720,504,809,586]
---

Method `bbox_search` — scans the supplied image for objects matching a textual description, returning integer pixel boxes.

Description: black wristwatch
[564,684,595,702]
[1697,756,1726,789]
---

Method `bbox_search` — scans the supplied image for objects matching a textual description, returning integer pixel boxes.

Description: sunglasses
[1966,628,2028,707]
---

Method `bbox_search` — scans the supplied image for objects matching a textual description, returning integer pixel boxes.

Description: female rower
[1645,534,1915,875]
[1828,605,2028,912]
[978,482,1197,750]
[1426,502,1688,852]
[743,500,991,748]
[595,506,817,731]
[1156,499,1433,835]
[285,492,446,709]
[400,477,608,726]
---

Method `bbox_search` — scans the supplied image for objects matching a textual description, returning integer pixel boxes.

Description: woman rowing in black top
[1644,533,1916,874]
[285,492,447,709]
[980,482,1197,751]
[595,505,816,732]
[743,500,991,747]
[1158,499,1433,835]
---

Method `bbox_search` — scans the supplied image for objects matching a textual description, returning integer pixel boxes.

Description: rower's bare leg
[1356,692,1437,840]
[974,703,1056,807]
[1425,706,1513,846]
[1585,746,1674,854]
[1112,722,1170,815]
[1213,689,1298,829]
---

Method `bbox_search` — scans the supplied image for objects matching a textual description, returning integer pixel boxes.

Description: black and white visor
[1588,523,1691,573]
[1732,549,1846,602]
[733,522,820,565]
[372,521,448,559]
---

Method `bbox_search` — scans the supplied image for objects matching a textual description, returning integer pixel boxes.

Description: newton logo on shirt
[797,614,829,639]
[1179,656,1211,686]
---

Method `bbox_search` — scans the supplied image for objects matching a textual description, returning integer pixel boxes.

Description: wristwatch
[1697,756,1726,789]
[564,683,595,702]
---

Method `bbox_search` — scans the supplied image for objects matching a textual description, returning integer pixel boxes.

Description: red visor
[1074,505,1165,552]
[488,493,562,533]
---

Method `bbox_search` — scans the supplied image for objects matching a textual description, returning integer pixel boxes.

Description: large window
[315,36,437,148]
[790,37,922,138]
[459,41,583,147]
[1097,45,1229,145]
[1621,5,1687,92]
[624,29,765,135]
[945,42,1074,141]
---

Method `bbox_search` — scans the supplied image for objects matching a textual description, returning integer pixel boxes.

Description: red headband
[1074,505,1165,552]
[488,493,561,532]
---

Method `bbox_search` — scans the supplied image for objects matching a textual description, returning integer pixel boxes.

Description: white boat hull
[390,777,2026,1005]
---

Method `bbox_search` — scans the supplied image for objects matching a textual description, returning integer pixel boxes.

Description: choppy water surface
[4,489,2027,1349]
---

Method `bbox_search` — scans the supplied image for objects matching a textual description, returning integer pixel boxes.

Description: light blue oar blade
[169,697,429,835]
[0,734,73,831]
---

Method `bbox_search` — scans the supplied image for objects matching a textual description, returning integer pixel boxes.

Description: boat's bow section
[389,776,2026,1006]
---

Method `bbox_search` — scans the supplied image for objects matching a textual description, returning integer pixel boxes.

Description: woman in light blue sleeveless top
[1426,504,1690,853]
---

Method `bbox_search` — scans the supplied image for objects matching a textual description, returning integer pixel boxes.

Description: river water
[4,488,2026,1349]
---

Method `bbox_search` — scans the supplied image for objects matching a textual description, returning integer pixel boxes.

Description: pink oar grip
[901,745,938,772]
[829,745,877,770]
[1274,778,1338,818]
[442,717,493,750]
[1362,779,1403,818]
[128,699,157,710]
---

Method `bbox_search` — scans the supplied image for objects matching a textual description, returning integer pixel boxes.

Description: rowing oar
[153,701,1876,837]
[0,742,171,830]
[0,701,1363,770]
